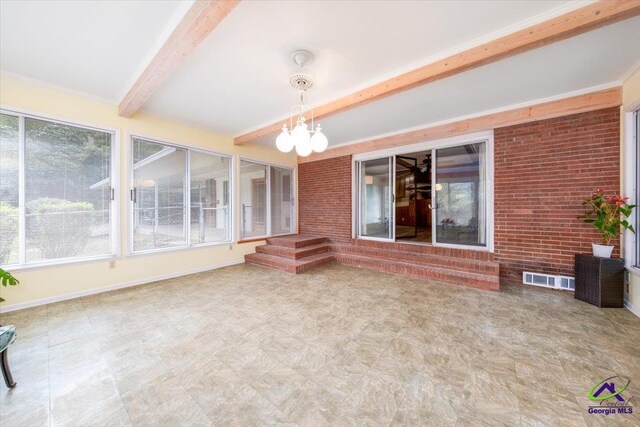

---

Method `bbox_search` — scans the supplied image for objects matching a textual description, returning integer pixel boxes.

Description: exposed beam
[119,0,240,118]
[298,87,622,163]
[235,0,640,145]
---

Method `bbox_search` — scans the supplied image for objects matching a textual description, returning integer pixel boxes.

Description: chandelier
[275,50,328,156]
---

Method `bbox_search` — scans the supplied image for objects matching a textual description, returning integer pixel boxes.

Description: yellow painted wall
[0,74,296,311]
[622,66,640,316]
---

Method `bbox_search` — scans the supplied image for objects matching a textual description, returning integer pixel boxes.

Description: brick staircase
[332,239,499,290]
[244,235,334,273]
[245,235,500,290]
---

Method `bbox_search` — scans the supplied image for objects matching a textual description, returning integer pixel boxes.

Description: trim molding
[0,260,244,313]
[298,86,622,163]
[622,59,640,84]
[235,0,640,145]
[625,299,640,318]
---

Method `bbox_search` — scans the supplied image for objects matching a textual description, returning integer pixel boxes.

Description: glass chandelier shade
[291,118,312,156]
[275,125,294,153]
[310,124,328,153]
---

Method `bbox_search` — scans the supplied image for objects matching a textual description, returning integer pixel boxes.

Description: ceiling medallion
[275,50,328,156]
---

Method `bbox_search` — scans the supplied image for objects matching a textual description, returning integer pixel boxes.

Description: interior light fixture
[275,50,328,156]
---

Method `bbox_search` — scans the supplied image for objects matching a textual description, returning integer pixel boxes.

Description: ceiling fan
[420,154,432,173]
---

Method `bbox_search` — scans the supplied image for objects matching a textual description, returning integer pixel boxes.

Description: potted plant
[578,189,636,258]
[0,268,19,303]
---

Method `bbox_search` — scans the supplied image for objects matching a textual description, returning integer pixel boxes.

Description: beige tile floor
[0,263,639,427]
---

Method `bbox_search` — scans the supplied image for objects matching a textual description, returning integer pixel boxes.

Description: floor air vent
[558,276,576,291]
[523,272,574,291]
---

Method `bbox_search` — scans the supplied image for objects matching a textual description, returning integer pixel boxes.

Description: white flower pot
[592,243,614,258]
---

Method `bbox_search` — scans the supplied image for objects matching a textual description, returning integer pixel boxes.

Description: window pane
[133,138,186,251]
[24,118,113,262]
[270,166,293,235]
[435,142,486,246]
[240,160,267,238]
[0,114,20,265]
[359,158,392,239]
[190,151,230,244]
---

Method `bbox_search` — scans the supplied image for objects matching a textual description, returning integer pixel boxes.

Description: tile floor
[0,263,639,426]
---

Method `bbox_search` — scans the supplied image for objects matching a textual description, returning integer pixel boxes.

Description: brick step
[245,252,334,274]
[331,243,499,275]
[266,235,327,249]
[256,243,330,259]
[354,239,494,262]
[334,252,499,291]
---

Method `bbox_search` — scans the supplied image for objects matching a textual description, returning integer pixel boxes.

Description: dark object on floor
[0,324,17,388]
[574,254,625,308]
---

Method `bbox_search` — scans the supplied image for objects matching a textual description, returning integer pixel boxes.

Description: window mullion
[109,133,117,257]
[186,150,191,247]
[266,166,272,237]
[18,115,26,265]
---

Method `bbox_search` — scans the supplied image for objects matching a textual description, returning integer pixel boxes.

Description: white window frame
[624,106,640,270]
[352,130,494,252]
[354,156,395,242]
[0,106,120,271]
[128,133,234,256]
[239,157,297,240]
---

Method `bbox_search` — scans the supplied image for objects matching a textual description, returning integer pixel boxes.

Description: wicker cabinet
[574,254,625,308]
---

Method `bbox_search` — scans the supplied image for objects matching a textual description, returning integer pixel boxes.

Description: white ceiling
[0,0,187,100]
[144,0,582,135]
[312,16,640,147]
[1,0,639,148]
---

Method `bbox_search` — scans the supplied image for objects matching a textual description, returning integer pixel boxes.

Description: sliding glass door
[240,160,295,239]
[433,142,487,247]
[355,138,490,249]
[357,157,394,240]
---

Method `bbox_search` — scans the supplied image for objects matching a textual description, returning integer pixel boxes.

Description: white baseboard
[624,299,640,318]
[0,260,244,313]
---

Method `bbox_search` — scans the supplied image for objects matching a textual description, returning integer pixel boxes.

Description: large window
[240,160,294,239]
[635,109,640,266]
[131,137,231,253]
[1,111,116,267]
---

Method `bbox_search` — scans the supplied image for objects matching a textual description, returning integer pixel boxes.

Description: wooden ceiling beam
[235,0,640,145]
[298,87,622,163]
[119,0,240,118]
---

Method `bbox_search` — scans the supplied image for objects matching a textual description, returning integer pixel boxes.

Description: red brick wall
[297,107,621,285]
[298,156,353,242]
[494,107,620,283]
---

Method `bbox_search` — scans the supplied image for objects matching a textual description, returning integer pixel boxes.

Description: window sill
[354,237,492,252]
[128,240,234,257]
[3,254,118,273]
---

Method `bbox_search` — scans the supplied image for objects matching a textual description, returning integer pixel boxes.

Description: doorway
[395,153,432,243]
[355,137,490,249]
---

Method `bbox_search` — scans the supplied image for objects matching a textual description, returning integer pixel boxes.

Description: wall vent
[523,272,574,291]
[557,276,576,291]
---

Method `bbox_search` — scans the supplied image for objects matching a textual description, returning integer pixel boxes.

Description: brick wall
[494,107,621,283]
[297,107,621,285]
[298,156,353,242]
